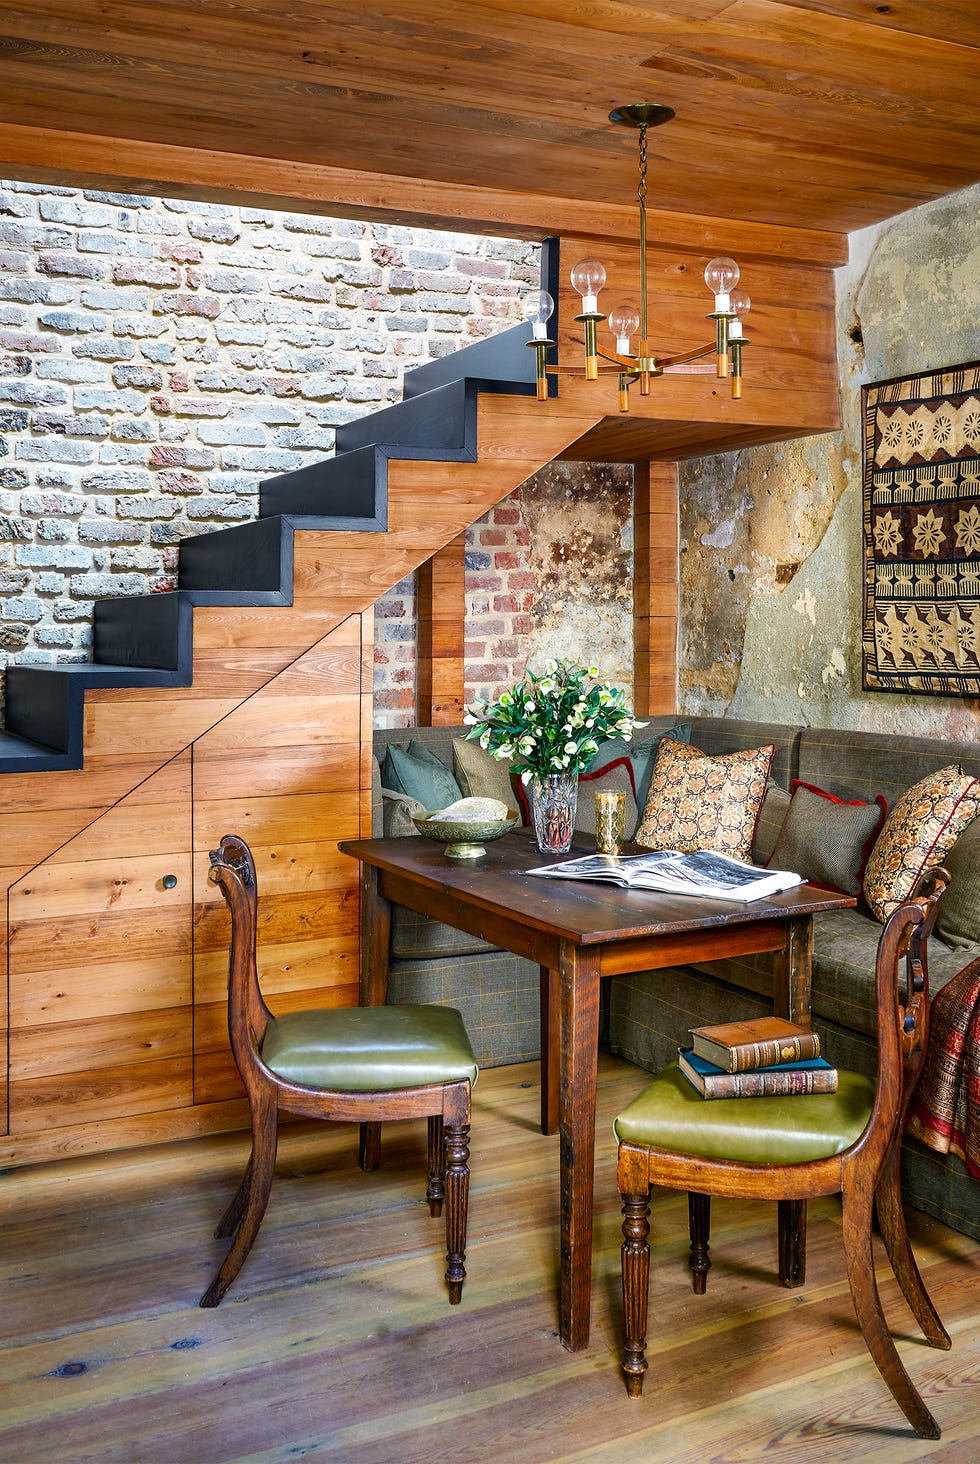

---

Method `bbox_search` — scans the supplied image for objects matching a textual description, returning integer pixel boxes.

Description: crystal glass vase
[530,772,578,855]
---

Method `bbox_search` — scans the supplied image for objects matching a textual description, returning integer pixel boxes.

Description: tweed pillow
[768,780,887,895]
[935,816,980,950]
[752,783,792,865]
[380,743,462,809]
[635,737,775,861]
[863,764,980,921]
[574,758,639,840]
[452,737,520,816]
[381,787,426,839]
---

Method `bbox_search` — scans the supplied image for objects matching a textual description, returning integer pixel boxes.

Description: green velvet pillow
[936,816,980,949]
[380,743,462,810]
[629,722,692,813]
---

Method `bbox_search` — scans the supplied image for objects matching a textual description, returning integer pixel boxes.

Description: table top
[339,829,857,947]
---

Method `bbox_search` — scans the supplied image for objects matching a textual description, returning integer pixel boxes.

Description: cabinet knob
[162,874,178,890]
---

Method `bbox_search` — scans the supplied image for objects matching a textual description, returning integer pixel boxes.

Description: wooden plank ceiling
[0,1,978,236]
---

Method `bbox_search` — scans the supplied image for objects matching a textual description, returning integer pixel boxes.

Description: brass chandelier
[525,103,749,412]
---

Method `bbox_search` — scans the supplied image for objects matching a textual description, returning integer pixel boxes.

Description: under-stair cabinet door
[5,753,193,1162]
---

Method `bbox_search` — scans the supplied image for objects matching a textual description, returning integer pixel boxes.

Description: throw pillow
[630,722,693,814]
[634,737,775,862]
[863,764,980,921]
[575,757,639,840]
[380,743,462,810]
[768,780,887,896]
[452,737,520,816]
[381,788,427,839]
[752,783,792,865]
[935,816,980,949]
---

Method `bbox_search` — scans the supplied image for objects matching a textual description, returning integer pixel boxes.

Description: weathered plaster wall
[374,460,634,725]
[679,181,980,740]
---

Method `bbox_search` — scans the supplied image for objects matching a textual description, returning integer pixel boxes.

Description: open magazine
[525,849,803,903]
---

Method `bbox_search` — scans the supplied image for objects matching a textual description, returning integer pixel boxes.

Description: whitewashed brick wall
[0,181,538,692]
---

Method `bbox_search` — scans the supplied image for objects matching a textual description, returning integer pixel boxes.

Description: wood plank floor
[1,1054,977,1463]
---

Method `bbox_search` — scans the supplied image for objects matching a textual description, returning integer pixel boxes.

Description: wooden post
[417,533,467,725]
[633,461,679,715]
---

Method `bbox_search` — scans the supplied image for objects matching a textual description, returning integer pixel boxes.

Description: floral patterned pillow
[863,764,980,921]
[634,737,775,861]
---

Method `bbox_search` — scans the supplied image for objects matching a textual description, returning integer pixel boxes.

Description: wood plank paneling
[6,754,194,1139]
[191,615,372,1106]
[0,4,974,236]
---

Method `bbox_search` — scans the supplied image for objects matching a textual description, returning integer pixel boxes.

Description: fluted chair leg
[443,1121,470,1304]
[427,1115,445,1217]
[622,1191,651,1397]
[875,1141,951,1349]
[201,1094,278,1308]
[841,1182,941,1439]
[688,1191,711,1294]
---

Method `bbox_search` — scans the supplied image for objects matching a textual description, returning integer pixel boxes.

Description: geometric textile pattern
[863,360,980,695]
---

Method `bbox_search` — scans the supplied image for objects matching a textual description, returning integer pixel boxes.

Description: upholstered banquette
[371,717,980,1240]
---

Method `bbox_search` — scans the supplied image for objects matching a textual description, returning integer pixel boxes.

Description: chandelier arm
[656,343,717,368]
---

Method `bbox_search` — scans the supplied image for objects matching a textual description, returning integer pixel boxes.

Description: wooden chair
[200,833,478,1310]
[615,870,951,1438]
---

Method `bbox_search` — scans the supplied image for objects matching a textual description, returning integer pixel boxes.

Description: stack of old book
[678,1016,838,1099]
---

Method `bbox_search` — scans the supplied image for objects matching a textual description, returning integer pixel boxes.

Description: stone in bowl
[412,799,519,860]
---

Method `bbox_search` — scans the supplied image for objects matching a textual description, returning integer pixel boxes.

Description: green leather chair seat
[261,1003,479,1092]
[613,1062,875,1165]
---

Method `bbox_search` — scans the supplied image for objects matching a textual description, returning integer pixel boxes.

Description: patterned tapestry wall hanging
[863,360,980,697]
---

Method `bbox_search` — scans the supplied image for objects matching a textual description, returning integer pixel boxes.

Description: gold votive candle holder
[594,789,627,855]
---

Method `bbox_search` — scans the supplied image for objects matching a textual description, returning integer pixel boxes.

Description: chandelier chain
[637,124,648,205]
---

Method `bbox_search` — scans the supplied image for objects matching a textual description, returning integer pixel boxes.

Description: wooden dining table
[339,829,856,1351]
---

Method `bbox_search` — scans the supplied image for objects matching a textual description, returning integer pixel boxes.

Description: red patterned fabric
[905,957,980,1179]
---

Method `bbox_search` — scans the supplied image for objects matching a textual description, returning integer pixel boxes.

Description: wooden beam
[417,533,467,726]
[634,462,679,717]
[0,122,849,267]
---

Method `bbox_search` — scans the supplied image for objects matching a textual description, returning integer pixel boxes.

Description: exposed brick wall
[373,463,635,726]
[0,181,538,699]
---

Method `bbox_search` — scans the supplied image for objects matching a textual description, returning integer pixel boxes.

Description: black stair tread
[0,729,75,768]
[259,446,386,528]
[10,662,188,684]
[401,321,540,400]
[335,378,476,458]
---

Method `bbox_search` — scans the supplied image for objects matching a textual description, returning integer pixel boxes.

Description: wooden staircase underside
[0,227,843,1162]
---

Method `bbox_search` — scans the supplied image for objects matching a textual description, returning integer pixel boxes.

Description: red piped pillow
[767,780,887,896]
[514,756,639,838]
[864,765,980,921]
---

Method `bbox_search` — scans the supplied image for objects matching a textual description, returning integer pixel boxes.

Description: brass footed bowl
[412,808,519,860]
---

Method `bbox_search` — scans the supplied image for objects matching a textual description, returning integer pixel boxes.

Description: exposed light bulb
[608,305,640,355]
[704,255,740,312]
[728,288,750,339]
[523,289,555,340]
[570,257,606,314]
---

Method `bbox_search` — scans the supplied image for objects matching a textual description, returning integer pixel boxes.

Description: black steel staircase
[0,243,559,774]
